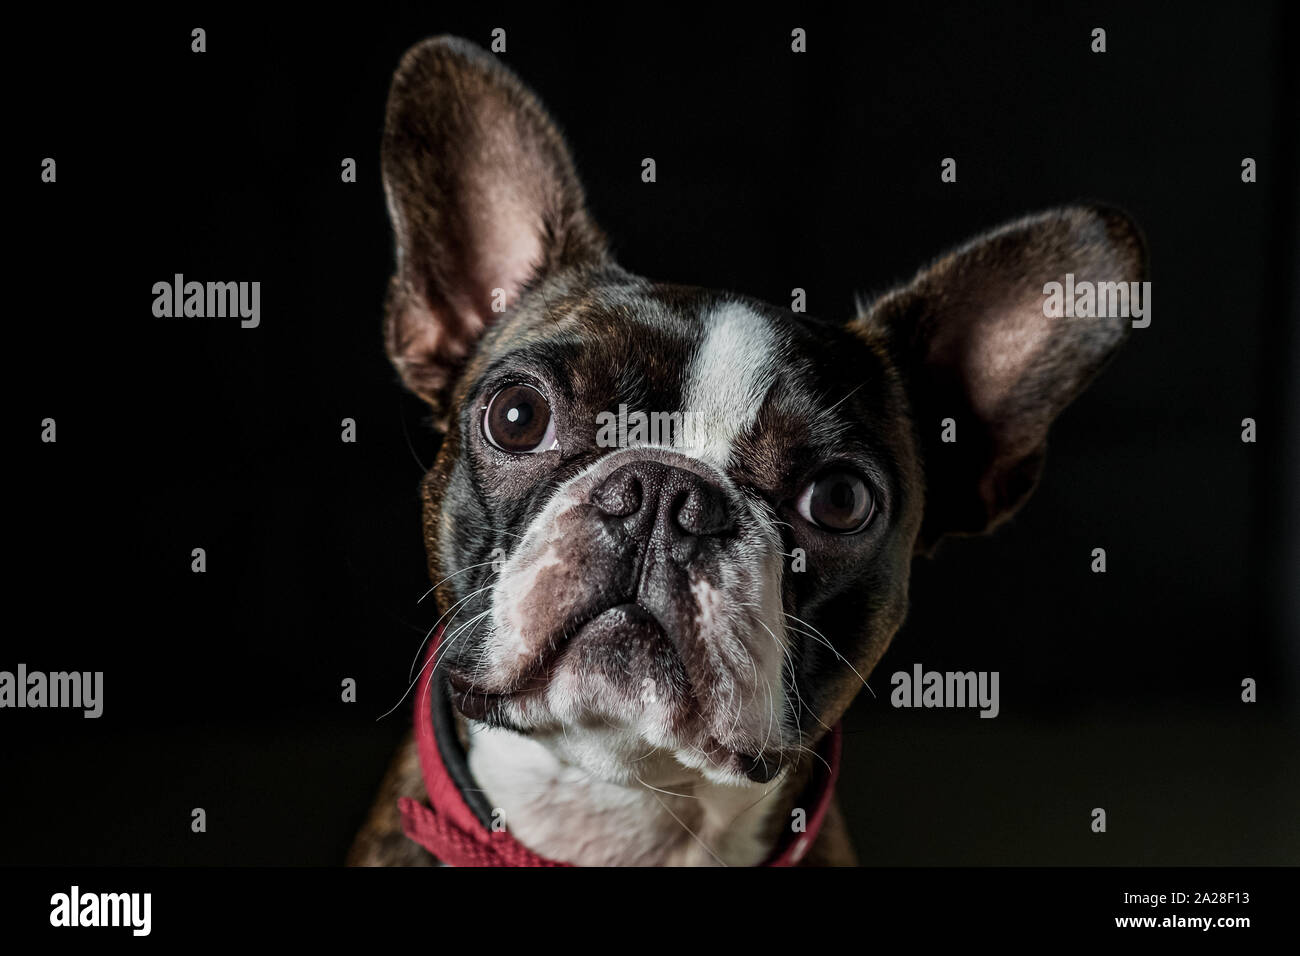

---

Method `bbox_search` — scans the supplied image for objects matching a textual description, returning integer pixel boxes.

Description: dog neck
[464,722,795,866]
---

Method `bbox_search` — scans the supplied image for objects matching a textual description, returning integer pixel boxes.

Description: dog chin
[449,657,787,788]
[482,716,785,791]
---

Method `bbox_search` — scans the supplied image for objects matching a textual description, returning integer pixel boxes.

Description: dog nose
[590,460,733,540]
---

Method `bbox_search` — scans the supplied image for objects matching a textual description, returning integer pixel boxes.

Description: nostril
[590,469,642,518]
[675,485,731,537]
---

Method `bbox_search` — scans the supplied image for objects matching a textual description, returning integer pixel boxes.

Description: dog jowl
[349,36,1147,867]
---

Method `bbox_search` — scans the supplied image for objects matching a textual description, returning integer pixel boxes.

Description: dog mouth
[445,601,688,720]
[569,601,670,654]
[443,602,788,783]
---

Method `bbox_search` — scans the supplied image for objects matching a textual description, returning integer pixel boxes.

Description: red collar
[399,627,842,866]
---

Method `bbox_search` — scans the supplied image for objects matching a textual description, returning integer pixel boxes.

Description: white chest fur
[466,724,784,866]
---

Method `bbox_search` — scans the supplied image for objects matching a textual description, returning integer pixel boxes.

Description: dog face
[430,280,922,786]
[381,37,1145,788]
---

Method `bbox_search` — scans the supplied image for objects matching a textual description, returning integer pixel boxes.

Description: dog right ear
[381,36,608,425]
[851,205,1147,549]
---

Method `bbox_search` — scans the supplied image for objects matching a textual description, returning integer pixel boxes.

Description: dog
[348,36,1146,866]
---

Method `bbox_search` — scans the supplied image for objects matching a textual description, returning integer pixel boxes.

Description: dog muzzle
[398,626,842,867]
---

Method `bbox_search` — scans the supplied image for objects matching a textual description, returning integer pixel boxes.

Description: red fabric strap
[400,627,841,866]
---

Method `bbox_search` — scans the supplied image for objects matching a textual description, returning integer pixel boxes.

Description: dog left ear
[851,205,1148,548]
[381,36,608,425]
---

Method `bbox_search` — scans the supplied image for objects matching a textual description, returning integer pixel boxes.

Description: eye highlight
[794,469,875,533]
[482,384,557,454]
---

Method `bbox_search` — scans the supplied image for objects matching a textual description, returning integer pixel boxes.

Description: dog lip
[557,598,667,658]
[439,601,621,701]
[595,601,657,626]
[445,670,547,724]
[565,600,671,651]
[446,669,543,700]
[445,600,672,707]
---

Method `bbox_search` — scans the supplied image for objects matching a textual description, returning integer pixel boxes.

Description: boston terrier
[348,36,1146,866]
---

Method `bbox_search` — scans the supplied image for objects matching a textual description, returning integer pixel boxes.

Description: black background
[9,3,1298,865]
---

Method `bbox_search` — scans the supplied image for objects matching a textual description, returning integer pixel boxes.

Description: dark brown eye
[795,469,875,533]
[483,384,556,453]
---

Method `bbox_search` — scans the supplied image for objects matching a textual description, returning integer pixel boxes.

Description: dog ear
[381,36,608,423]
[852,205,1147,548]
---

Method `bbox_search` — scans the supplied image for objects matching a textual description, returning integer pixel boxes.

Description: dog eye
[794,469,875,533]
[483,384,557,453]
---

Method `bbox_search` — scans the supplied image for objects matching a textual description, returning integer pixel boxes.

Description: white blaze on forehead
[680,302,781,470]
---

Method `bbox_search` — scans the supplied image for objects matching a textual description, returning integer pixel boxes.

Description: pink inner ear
[961,301,1053,422]
[458,141,551,331]
[417,185,543,389]
[472,189,544,318]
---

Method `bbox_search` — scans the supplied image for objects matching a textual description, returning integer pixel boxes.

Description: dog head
[381,37,1146,788]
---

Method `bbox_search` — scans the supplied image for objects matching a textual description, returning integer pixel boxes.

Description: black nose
[590,460,733,548]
